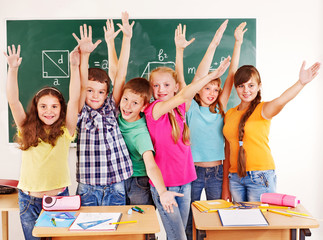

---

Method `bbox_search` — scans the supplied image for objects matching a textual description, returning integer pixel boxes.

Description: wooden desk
[33,205,159,240]
[0,191,19,240]
[192,204,319,240]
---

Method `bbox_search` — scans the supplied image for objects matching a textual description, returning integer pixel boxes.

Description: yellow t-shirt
[223,102,275,173]
[17,127,76,192]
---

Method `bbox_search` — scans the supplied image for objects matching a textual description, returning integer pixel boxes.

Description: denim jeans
[76,181,126,206]
[186,165,223,240]
[124,176,153,205]
[229,170,276,202]
[151,183,191,240]
[18,187,69,240]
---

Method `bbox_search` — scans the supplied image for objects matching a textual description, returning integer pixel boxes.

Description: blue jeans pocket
[250,170,276,189]
[18,192,31,216]
[76,183,96,205]
[214,165,223,181]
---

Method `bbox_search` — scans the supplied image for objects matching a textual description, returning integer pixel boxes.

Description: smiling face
[198,81,220,107]
[85,80,108,110]
[37,95,61,126]
[120,89,146,122]
[236,76,261,104]
[150,71,179,101]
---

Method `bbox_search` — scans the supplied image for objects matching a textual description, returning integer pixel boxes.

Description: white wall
[0,0,322,239]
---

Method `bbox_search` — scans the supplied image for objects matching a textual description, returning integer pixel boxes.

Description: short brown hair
[123,78,152,105]
[88,68,111,92]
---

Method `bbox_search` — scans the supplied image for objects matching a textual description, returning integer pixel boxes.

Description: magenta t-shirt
[144,100,197,187]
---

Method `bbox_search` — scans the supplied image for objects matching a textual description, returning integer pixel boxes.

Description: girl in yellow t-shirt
[223,62,320,202]
[4,44,80,239]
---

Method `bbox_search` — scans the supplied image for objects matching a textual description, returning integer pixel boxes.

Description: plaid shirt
[76,95,133,185]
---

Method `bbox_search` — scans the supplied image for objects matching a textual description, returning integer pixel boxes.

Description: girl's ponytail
[237,92,261,177]
[168,107,190,145]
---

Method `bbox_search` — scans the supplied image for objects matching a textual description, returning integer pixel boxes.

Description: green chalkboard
[6,18,256,142]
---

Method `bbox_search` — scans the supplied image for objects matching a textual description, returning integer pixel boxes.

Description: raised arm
[4,45,26,129]
[72,24,102,111]
[192,20,228,83]
[220,22,247,109]
[174,24,195,90]
[112,12,134,106]
[143,151,184,213]
[152,56,231,120]
[104,19,121,84]
[65,46,81,136]
[262,61,321,119]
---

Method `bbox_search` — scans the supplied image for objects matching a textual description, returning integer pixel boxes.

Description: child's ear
[140,103,148,112]
[175,83,179,93]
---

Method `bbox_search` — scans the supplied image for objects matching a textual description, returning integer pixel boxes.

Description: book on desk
[69,212,122,231]
[218,209,269,227]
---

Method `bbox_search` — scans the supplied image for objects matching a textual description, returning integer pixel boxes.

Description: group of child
[4,12,320,240]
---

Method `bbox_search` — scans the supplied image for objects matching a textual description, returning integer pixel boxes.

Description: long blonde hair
[149,67,190,145]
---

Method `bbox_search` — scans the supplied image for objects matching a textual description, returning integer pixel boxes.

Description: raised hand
[175,24,195,50]
[72,24,102,54]
[104,19,121,43]
[210,55,231,79]
[70,45,80,66]
[117,11,135,39]
[211,19,228,47]
[4,45,22,68]
[299,61,321,85]
[234,22,248,44]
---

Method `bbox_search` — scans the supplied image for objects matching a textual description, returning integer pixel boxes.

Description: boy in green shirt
[118,78,182,212]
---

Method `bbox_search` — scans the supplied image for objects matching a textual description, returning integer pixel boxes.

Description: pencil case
[260,193,300,207]
[42,195,81,211]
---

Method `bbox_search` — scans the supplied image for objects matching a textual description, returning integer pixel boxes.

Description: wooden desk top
[0,191,19,211]
[33,205,160,238]
[192,203,319,231]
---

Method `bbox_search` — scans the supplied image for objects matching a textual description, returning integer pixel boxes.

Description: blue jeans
[186,165,223,240]
[76,181,126,206]
[151,183,191,240]
[229,170,277,202]
[18,187,69,240]
[125,176,153,205]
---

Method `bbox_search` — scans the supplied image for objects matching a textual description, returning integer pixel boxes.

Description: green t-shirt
[118,114,154,177]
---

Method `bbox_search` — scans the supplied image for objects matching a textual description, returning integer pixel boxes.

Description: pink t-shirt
[144,100,197,187]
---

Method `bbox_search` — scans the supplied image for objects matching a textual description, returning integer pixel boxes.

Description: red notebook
[0,179,19,188]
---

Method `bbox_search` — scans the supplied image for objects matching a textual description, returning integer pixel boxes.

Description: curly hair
[15,87,67,150]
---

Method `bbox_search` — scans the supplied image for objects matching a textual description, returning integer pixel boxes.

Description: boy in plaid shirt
[73,12,134,206]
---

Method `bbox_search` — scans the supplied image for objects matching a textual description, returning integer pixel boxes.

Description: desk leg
[291,229,297,240]
[299,229,311,240]
[2,211,9,240]
[196,230,206,240]
[145,234,156,240]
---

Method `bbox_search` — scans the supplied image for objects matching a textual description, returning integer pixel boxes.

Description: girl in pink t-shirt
[144,25,231,239]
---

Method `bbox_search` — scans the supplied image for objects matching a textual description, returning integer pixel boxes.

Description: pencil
[259,206,290,209]
[286,210,309,216]
[267,209,292,217]
[109,220,137,225]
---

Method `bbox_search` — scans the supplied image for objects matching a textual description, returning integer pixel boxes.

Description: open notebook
[218,209,268,227]
[69,212,122,231]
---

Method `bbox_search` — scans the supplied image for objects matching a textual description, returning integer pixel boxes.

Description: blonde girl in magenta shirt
[144,27,231,238]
